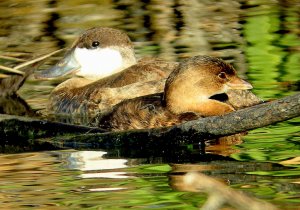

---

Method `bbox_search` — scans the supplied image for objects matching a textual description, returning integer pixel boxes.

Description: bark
[0,93,299,150]
[178,92,300,137]
[51,93,299,147]
[0,114,104,141]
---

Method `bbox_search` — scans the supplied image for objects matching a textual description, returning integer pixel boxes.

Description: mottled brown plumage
[35,27,261,125]
[48,58,177,116]
[97,55,262,131]
[34,27,177,118]
[97,93,199,130]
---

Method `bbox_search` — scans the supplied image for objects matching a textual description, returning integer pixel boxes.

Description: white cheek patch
[74,47,123,80]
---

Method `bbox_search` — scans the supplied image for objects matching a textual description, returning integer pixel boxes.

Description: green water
[0,0,299,209]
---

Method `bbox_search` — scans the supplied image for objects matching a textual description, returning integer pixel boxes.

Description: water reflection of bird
[98,55,258,131]
[35,27,261,123]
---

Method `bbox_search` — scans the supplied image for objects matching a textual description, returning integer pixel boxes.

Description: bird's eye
[218,72,227,79]
[92,41,100,48]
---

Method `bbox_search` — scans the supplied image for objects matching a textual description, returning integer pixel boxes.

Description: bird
[35,27,177,118]
[97,55,257,131]
[35,27,261,125]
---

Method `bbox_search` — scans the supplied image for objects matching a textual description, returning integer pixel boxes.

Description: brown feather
[97,55,263,131]
[48,59,178,116]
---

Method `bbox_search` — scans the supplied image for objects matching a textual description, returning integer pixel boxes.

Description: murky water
[0,0,299,209]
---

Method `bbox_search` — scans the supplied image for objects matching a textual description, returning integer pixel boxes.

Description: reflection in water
[242,1,300,99]
[0,150,297,209]
[40,0,66,48]
[65,150,130,184]
[64,150,130,192]
[82,172,129,179]
[0,152,63,209]
[65,151,127,171]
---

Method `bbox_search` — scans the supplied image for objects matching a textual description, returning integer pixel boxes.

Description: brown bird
[97,55,256,131]
[35,27,176,117]
[35,27,261,125]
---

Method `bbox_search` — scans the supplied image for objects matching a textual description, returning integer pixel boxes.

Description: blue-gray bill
[35,50,80,79]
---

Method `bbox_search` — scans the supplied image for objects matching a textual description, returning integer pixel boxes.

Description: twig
[0,64,25,75]
[0,49,64,76]
[0,55,27,62]
[0,73,10,78]
[1,52,31,57]
[14,48,64,70]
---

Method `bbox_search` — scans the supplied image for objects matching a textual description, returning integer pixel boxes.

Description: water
[0,0,300,209]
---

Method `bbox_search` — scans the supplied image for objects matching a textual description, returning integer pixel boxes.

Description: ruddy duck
[97,55,254,131]
[35,27,177,117]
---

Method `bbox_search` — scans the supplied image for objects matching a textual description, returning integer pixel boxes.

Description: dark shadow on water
[33,0,66,48]
[50,139,236,164]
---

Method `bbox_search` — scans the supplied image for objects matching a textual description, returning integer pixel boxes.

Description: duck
[35,27,262,124]
[35,27,177,117]
[97,55,255,131]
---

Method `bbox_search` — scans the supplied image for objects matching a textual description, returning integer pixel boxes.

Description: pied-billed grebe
[98,55,255,131]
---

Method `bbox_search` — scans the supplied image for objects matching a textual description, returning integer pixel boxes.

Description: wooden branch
[178,92,300,137]
[49,93,299,147]
[0,114,105,141]
[1,93,299,150]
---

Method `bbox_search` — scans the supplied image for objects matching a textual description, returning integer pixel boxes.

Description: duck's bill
[35,50,80,79]
[227,78,253,90]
